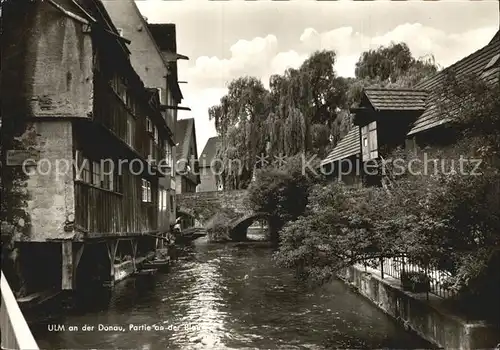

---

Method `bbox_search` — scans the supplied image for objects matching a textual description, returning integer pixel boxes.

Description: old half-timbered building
[101,1,189,237]
[321,30,499,187]
[1,0,172,298]
[148,23,191,225]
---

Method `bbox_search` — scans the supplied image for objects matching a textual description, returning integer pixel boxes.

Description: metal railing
[362,256,457,299]
[1,271,39,350]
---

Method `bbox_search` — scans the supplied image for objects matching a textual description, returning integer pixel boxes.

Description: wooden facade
[0,0,185,297]
[66,4,171,237]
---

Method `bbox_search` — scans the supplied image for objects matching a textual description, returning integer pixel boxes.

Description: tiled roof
[199,136,220,168]
[408,31,500,135]
[175,118,194,162]
[320,127,360,166]
[364,88,428,111]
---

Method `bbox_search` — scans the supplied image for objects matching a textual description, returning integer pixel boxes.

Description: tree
[354,43,438,86]
[210,44,439,190]
[273,70,500,319]
[247,154,322,243]
[210,51,349,189]
[209,77,270,189]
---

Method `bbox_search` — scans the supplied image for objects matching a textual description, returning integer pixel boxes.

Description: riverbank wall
[339,265,500,349]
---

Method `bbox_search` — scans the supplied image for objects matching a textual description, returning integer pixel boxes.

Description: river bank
[31,236,433,349]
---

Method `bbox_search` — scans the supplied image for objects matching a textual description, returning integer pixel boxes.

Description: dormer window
[481,54,499,79]
[484,54,499,70]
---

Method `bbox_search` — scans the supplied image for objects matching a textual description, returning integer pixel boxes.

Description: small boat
[17,289,61,311]
[142,258,170,271]
[175,228,206,243]
[134,268,158,277]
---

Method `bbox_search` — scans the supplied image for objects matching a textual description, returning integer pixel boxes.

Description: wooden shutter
[361,125,369,162]
[368,121,378,159]
[361,121,378,161]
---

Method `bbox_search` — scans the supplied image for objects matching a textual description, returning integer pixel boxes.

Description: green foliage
[205,208,239,243]
[210,43,438,190]
[401,271,431,293]
[275,141,500,315]
[354,42,438,84]
[439,71,500,160]
[247,154,322,236]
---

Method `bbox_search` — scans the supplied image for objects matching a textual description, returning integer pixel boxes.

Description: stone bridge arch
[177,190,250,227]
[229,212,271,241]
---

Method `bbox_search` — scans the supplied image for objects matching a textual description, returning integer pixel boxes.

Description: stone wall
[177,190,250,225]
[340,265,500,349]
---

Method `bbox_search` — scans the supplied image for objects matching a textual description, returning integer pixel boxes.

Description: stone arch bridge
[177,190,271,241]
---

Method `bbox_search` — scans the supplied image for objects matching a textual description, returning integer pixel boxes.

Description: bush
[205,208,238,243]
[247,153,322,241]
[400,271,431,293]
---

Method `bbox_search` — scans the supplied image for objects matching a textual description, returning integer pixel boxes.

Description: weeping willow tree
[209,45,439,189]
[209,51,348,189]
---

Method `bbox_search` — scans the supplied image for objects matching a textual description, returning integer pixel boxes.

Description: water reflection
[33,237,433,349]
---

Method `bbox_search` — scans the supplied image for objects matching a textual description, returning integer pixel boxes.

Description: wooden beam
[160,105,191,111]
[106,241,117,278]
[61,242,73,290]
[46,0,89,25]
[131,240,138,272]
[72,243,85,290]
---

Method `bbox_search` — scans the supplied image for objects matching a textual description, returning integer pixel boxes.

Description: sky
[136,0,499,153]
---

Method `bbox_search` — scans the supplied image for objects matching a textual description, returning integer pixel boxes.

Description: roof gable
[102,0,171,72]
[320,127,360,166]
[408,33,500,135]
[363,88,428,111]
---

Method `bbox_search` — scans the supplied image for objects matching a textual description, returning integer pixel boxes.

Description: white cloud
[182,24,497,150]
[187,34,279,89]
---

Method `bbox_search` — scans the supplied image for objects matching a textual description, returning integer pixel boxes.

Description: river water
[33,234,432,349]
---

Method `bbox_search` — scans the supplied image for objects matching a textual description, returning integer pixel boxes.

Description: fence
[361,256,457,299]
[1,271,39,350]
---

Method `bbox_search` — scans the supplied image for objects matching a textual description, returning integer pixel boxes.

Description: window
[92,161,101,187]
[146,117,153,133]
[165,143,172,167]
[126,115,135,148]
[158,189,168,211]
[121,87,127,103]
[149,139,154,160]
[101,160,114,191]
[484,54,499,70]
[156,87,165,105]
[153,126,158,144]
[363,137,368,147]
[142,179,152,202]
[170,195,174,213]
